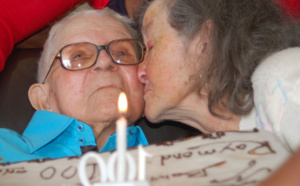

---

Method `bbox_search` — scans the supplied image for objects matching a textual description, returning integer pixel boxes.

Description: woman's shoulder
[251,47,300,151]
[252,47,300,80]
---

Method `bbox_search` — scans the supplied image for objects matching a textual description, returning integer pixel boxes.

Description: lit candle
[116,92,128,182]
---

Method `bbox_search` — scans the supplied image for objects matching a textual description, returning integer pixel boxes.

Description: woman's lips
[143,84,152,97]
[144,87,150,94]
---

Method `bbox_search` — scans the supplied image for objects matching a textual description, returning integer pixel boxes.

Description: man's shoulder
[0,128,33,163]
[0,128,27,149]
[0,128,22,140]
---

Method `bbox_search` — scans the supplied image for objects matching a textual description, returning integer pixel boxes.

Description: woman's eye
[147,45,153,51]
[145,39,154,52]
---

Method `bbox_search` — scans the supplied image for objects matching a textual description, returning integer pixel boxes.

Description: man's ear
[28,83,51,111]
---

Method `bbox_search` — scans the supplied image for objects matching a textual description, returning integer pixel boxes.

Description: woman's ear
[189,20,213,60]
[197,20,213,53]
[28,83,51,111]
[189,20,213,65]
[202,20,213,41]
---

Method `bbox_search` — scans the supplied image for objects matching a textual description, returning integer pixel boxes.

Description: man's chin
[92,89,121,103]
[94,86,122,95]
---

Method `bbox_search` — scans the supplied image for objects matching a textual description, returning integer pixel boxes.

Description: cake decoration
[0,129,290,186]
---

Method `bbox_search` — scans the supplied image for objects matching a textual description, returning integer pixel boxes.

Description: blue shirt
[0,110,148,163]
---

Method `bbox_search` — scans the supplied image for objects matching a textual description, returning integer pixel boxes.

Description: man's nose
[137,61,148,84]
[92,49,117,71]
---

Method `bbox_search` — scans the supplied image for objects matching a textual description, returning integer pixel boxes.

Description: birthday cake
[0,129,290,186]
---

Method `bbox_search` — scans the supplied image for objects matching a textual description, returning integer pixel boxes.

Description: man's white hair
[37,8,138,82]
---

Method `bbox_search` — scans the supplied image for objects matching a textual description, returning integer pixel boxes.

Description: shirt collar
[22,111,148,153]
[22,110,89,152]
[100,125,148,152]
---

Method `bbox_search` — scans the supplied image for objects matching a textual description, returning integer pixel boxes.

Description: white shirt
[240,47,300,152]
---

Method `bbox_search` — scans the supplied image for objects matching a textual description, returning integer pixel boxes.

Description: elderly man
[0,8,148,163]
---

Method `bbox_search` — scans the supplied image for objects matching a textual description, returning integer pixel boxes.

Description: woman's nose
[137,61,148,84]
[92,49,117,71]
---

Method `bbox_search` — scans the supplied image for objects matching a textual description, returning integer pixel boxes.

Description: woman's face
[138,1,205,123]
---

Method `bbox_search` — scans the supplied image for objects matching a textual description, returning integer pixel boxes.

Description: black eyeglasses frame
[42,39,146,83]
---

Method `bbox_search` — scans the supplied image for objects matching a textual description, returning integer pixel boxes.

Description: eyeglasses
[42,39,146,83]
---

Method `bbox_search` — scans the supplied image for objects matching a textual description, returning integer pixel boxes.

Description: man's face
[45,15,144,127]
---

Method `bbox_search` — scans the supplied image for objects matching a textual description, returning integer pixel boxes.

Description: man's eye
[73,54,83,59]
[114,51,131,57]
[71,53,91,61]
[117,51,127,56]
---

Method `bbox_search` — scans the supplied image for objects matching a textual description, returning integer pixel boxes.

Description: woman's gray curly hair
[137,0,300,118]
[38,8,138,83]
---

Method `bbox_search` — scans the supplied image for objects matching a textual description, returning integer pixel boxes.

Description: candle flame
[118,92,128,113]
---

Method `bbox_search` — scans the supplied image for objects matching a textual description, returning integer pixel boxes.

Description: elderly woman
[0,8,148,163]
[137,0,300,151]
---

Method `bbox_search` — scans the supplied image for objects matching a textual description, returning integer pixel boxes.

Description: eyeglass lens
[60,40,144,70]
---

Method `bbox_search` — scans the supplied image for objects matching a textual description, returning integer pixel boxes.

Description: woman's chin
[144,108,164,124]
